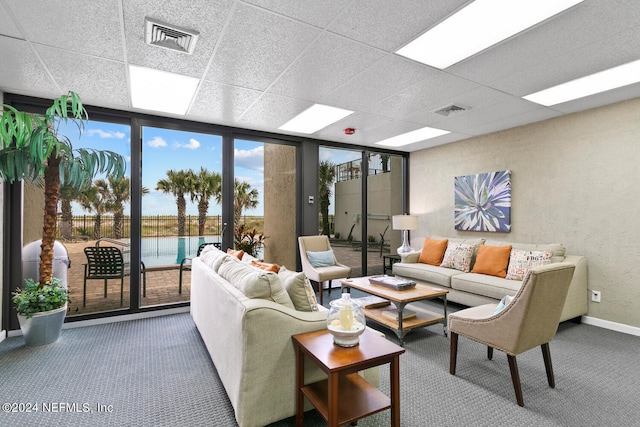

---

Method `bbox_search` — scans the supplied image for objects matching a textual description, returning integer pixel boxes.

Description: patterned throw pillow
[506,249,553,281]
[440,243,475,272]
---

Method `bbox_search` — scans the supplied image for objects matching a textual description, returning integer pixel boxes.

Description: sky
[60,119,361,218]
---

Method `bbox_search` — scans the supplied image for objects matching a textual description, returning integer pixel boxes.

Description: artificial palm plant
[0,92,126,318]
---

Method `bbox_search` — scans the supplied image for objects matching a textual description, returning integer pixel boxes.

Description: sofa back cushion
[218,259,294,309]
[418,238,448,265]
[199,245,232,272]
[471,244,512,278]
[484,240,565,263]
[278,266,319,312]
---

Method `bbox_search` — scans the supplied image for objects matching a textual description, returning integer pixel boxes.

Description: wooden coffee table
[292,329,405,427]
[341,276,448,345]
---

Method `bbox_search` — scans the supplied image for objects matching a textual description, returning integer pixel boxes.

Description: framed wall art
[454,170,511,232]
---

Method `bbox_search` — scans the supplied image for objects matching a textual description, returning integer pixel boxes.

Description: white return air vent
[433,103,471,116]
[145,17,199,54]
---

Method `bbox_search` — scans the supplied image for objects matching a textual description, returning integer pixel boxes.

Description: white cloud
[234,146,264,171]
[86,128,126,139]
[177,138,201,150]
[147,136,167,148]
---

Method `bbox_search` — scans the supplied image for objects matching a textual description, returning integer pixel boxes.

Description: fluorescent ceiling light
[396,0,584,69]
[129,65,199,115]
[523,59,640,106]
[375,126,450,147]
[278,104,354,134]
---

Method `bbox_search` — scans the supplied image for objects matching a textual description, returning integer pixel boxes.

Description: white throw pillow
[278,266,318,312]
[440,243,475,272]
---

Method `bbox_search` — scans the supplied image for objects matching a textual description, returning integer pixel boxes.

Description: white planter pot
[17,303,67,347]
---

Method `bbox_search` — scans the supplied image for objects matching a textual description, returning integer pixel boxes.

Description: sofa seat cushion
[451,273,521,300]
[392,262,464,288]
[218,258,295,309]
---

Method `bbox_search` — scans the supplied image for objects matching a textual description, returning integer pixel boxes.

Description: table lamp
[392,214,419,254]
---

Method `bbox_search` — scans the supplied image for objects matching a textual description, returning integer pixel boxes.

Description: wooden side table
[292,329,405,427]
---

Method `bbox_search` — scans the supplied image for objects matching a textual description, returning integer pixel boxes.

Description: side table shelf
[301,373,390,425]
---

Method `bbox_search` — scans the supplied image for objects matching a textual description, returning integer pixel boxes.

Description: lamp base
[397,230,414,254]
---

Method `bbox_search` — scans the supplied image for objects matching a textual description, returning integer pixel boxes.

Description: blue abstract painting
[454,170,511,232]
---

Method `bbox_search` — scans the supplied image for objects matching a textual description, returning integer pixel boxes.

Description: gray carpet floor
[1,299,639,426]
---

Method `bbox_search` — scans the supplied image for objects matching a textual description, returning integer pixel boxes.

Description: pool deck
[62,239,389,316]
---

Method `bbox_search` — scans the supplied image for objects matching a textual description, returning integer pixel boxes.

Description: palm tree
[319,160,336,236]
[0,92,126,285]
[156,169,190,236]
[58,183,81,240]
[78,179,110,239]
[225,179,259,236]
[188,167,222,236]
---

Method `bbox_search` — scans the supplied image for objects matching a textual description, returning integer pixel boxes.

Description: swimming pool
[141,236,221,267]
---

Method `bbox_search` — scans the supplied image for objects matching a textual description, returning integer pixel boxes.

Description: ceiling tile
[5,0,123,60]
[0,3,22,39]
[35,46,129,108]
[189,80,263,123]
[365,68,480,119]
[326,0,470,51]
[237,92,314,130]
[205,3,320,91]
[241,0,346,28]
[320,55,432,112]
[314,112,395,144]
[463,108,561,136]
[267,32,385,100]
[0,37,58,96]
[124,0,234,78]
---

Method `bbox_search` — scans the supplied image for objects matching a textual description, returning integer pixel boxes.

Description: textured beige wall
[263,144,297,269]
[409,97,640,328]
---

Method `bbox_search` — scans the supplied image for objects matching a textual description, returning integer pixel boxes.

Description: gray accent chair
[448,262,576,406]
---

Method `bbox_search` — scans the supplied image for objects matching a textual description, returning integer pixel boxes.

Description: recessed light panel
[523,59,640,106]
[375,126,450,147]
[278,104,354,134]
[396,0,584,69]
[129,65,199,115]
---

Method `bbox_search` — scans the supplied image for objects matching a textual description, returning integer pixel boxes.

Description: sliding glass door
[140,126,223,307]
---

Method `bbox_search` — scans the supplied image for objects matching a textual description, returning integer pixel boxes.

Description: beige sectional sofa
[190,246,379,427]
[392,237,587,322]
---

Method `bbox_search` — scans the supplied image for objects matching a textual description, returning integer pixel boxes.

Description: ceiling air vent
[433,103,471,116]
[145,17,199,55]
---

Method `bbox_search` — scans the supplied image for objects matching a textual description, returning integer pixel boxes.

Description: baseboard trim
[7,307,190,337]
[582,315,640,336]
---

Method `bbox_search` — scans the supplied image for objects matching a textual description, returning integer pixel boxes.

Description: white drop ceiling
[1,0,640,152]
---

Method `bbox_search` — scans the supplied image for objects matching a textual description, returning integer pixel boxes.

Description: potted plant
[1,92,126,346]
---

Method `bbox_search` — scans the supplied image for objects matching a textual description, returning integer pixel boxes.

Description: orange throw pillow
[227,248,245,260]
[418,238,449,266]
[251,260,280,273]
[471,244,512,278]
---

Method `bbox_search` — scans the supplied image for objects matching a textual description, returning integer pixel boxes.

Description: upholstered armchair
[298,235,351,305]
[448,262,576,406]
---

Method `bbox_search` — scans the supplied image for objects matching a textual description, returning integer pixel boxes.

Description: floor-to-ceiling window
[233,137,297,268]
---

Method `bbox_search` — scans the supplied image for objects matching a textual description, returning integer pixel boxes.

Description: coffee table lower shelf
[363,306,444,331]
[302,373,390,425]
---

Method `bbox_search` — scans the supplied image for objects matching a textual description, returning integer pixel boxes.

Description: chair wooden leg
[449,332,458,375]
[317,281,323,305]
[507,355,524,407]
[487,346,494,360]
[541,343,555,388]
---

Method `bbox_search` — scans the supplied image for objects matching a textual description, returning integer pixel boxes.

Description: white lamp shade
[392,215,419,230]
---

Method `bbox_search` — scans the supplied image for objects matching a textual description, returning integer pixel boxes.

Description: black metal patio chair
[178,242,221,294]
[83,246,147,307]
